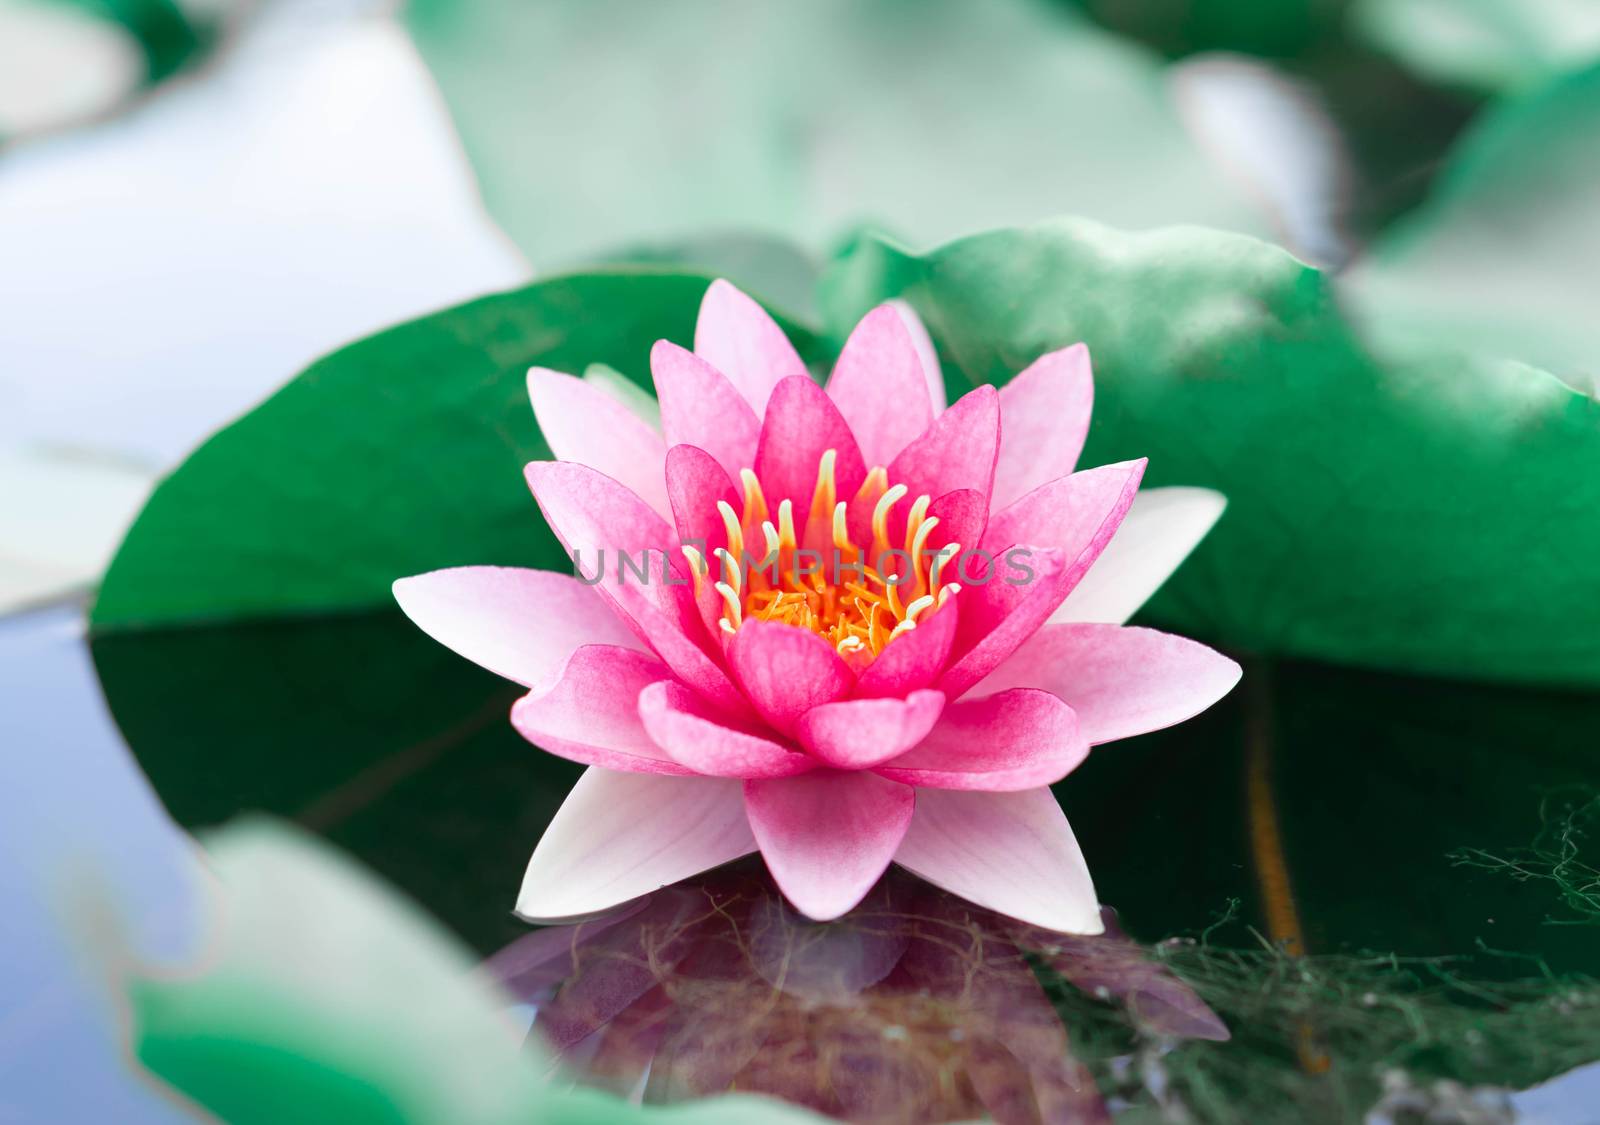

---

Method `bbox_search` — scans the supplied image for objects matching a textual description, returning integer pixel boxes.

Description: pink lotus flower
[394,281,1240,932]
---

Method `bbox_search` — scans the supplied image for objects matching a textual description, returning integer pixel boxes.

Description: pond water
[6,602,1600,1121]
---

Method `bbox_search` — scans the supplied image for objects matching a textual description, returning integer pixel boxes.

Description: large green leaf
[1345,61,1600,392]
[402,0,1274,267]
[91,269,820,628]
[1353,0,1600,93]
[820,218,1600,686]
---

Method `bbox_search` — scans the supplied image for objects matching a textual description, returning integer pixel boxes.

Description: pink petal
[745,771,915,921]
[888,384,999,505]
[796,689,945,770]
[990,345,1094,511]
[664,443,740,558]
[663,444,743,641]
[525,460,748,715]
[852,598,959,699]
[727,620,853,736]
[925,488,989,556]
[893,788,1103,934]
[527,367,671,520]
[966,624,1241,745]
[889,299,947,415]
[942,460,1146,699]
[694,279,809,417]
[982,459,1148,559]
[392,566,641,689]
[651,340,761,480]
[824,305,934,467]
[937,545,1065,700]
[1051,487,1227,625]
[874,688,1087,791]
[517,768,755,921]
[510,645,694,775]
[638,679,815,779]
[525,458,673,556]
[753,375,868,514]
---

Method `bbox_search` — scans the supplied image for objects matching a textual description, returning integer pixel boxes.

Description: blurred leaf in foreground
[95,818,821,1124]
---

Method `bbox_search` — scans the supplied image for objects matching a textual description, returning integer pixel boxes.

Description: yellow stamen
[777,499,797,551]
[807,450,838,535]
[739,469,768,532]
[909,516,940,592]
[831,501,851,553]
[929,543,960,595]
[714,548,742,592]
[680,544,708,596]
[709,453,962,667]
[715,581,742,627]
[717,500,744,561]
[871,483,909,555]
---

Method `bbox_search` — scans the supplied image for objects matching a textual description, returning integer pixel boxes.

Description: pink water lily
[394,280,1240,933]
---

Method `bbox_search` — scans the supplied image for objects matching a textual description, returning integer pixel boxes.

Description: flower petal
[517,768,755,922]
[888,384,999,503]
[744,771,914,921]
[727,619,853,735]
[925,488,989,557]
[509,645,693,775]
[638,679,815,779]
[664,443,740,558]
[796,689,945,770]
[825,304,934,468]
[651,339,761,480]
[937,546,1065,700]
[889,299,946,415]
[694,278,809,417]
[853,598,960,699]
[525,460,748,715]
[754,375,868,514]
[943,460,1146,698]
[663,444,744,641]
[392,566,641,689]
[1051,487,1226,625]
[527,366,670,520]
[966,624,1241,745]
[874,688,1087,791]
[981,459,1148,560]
[991,345,1094,511]
[893,788,1103,934]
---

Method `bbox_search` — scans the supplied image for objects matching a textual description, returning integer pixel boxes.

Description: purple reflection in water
[487,861,1227,1123]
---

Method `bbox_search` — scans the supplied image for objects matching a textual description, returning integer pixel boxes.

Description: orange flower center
[682,451,962,667]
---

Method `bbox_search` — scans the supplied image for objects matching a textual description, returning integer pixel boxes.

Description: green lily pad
[820,218,1600,686]
[1345,60,1600,393]
[402,0,1275,266]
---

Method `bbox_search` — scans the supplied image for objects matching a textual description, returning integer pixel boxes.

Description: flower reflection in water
[489,862,1227,1123]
